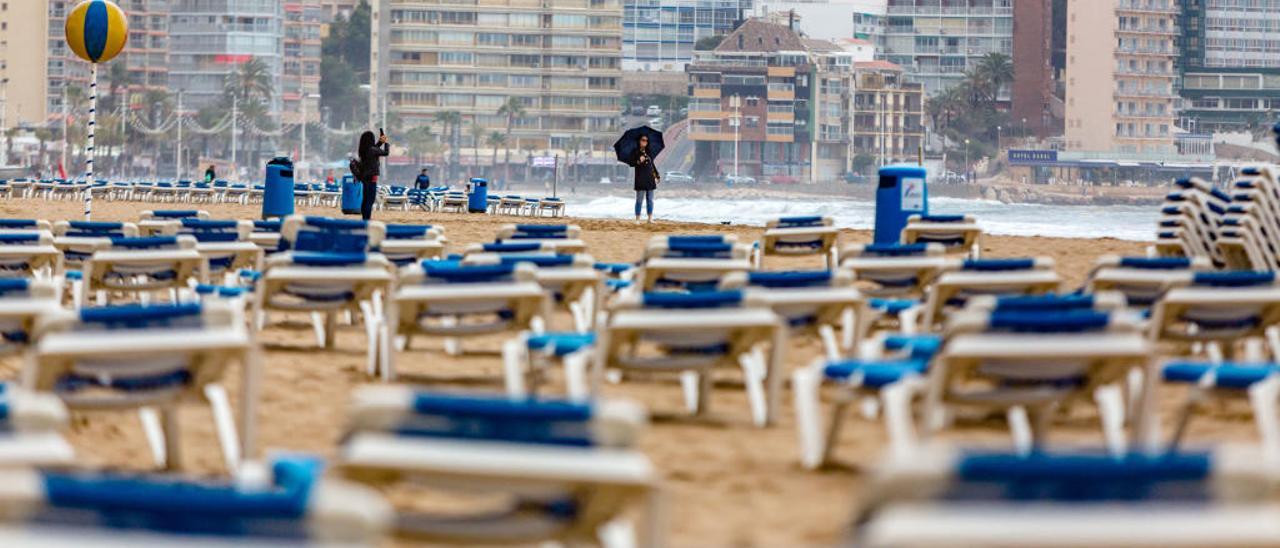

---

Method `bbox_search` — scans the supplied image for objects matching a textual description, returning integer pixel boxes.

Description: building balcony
[1115,1,1178,14]
[767,66,795,78]
[1114,89,1176,99]
[885,6,1012,17]
[693,86,722,98]
[1115,112,1173,120]
[1115,47,1176,56]
[1116,26,1179,36]
[1115,68,1177,78]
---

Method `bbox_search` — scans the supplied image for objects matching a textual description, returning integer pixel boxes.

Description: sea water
[568,195,1158,241]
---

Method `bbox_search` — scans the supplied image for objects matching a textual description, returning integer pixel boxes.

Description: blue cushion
[882,334,943,359]
[919,214,966,223]
[290,252,368,267]
[1193,271,1275,288]
[776,216,823,228]
[0,233,40,244]
[181,219,239,230]
[988,310,1109,333]
[957,451,1210,485]
[1118,257,1191,270]
[422,262,516,283]
[484,242,543,253]
[194,284,247,298]
[668,235,725,245]
[402,392,595,446]
[747,270,832,288]
[1164,362,1279,389]
[862,243,929,257]
[151,210,200,219]
[0,219,37,228]
[303,216,367,230]
[79,303,203,329]
[497,254,575,268]
[994,294,1095,311]
[868,298,918,314]
[109,236,178,249]
[606,279,633,291]
[824,358,928,388]
[642,290,742,309]
[665,240,732,258]
[527,332,596,356]
[385,224,431,239]
[0,278,30,297]
[69,221,124,232]
[962,258,1035,271]
[594,262,633,275]
[515,224,569,235]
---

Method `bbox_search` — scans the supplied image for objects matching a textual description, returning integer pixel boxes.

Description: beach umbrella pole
[84,62,97,220]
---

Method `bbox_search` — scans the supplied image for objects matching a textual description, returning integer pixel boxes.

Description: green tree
[486,131,505,177]
[497,97,526,182]
[469,121,485,172]
[434,111,462,180]
[223,58,274,106]
[694,35,724,51]
[403,124,434,165]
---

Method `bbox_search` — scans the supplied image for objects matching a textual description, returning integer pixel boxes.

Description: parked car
[629,105,646,116]
[725,175,757,185]
[647,118,664,130]
[599,176,613,185]
[664,171,694,184]
[843,172,869,184]
[646,105,662,117]
[770,175,799,184]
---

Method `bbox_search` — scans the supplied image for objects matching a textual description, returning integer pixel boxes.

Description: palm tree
[971,52,1014,103]
[520,141,538,182]
[497,97,526,182]
[223,57,274,106]
[486,131,505,178]
[403,124,434,165]
[565,135,584,182]
[434,111,462,180]
[469,121,485,173]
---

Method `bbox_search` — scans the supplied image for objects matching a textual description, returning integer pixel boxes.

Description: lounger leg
[310,312,326,347]
[324,312,338,350]
[204,384,242,472]
[139,407,168,467]
[1094,383,1128,457]
[1126,367,1145,423]
[820,399,851,467]
[1249,376,1280,459]
[841,307,857,352]
[1007,405,1033,456]
[598,518,638,548]
[564,351,590,401]
[162,406,182,471]
[739,352,768,427]
[819,325,840,362]
[570,301,587,333]
[443,316,461,356]
[882,379,921,457]
[502,338,528,397]
[359,301,378,378]
[793,366,826,469]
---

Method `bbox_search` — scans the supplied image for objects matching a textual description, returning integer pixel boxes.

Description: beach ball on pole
[64,0,128,220]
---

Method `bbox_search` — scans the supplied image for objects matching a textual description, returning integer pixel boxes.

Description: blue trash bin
[873,164,929,245]
[468,178,489,213]
[262,157,295,220]
[340,175,362,215]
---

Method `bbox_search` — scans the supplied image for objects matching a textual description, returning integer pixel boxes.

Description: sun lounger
[495,224,588,254]
[465,253,602,333]
[379,223,446,268]
[638,235,753,292]
[1085,256,1210,311]
[1149,271,1280,361]
[173,219,264,281]
[537,196,567,217]
[756,216,840,269]
[138,209,210,236]
[382,261,548,381]
[0,231,62,279]
[901,214,983,258]
[720,269,866,360]
[249,219,284,254]
[597,290,787,426]
[0,382,74,467]
[0,454,392,546]
[0,278,62,355]
[920,257,1060,331]
[340,387,660,546]
[82,236,205,304]
[855,444,1280,548]
[502,332,596,400]
[839,243,948,333]
[25,301,261,470]
[440,191,469,213]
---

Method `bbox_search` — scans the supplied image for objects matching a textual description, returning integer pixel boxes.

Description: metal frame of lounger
[339,386,662,547]
[596,290,787,426]
[379,224,447,268]
[919,257,1061,331]
[25,300,262,471]
[464,253,603,333]
[82,235,207,304]
[719,269,866,361]
[838,243,948,333]
[1085,255,1209,311]
[1149,271,1280,362]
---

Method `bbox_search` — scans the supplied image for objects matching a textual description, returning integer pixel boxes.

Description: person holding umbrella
[614,126,664,224]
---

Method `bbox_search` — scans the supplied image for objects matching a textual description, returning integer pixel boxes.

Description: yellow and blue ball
[64,0,128,64]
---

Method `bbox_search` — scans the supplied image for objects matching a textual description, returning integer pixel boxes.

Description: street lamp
[963,138,970,182]
[996,125,1002,150]
[1021,117,1027,139]
[299,93,321,182]
[729,94,741,180]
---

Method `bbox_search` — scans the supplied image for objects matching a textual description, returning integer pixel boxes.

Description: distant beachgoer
[629,134,659,223]
[415,168,431,190]
[204,165,216,183]
[357,130,390,221]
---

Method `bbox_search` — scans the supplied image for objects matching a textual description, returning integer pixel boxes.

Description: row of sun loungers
[1156,166,1280,270]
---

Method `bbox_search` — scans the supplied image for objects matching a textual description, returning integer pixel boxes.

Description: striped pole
[84,63,97,220]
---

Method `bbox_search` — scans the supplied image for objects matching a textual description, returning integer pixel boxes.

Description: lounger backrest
[105,235,196,251]
[411,260,535,285]
[498,223,581,240]
[467,253,592,270]
[0,219,51,232]
[768,216,832,229]
[0,231,53,247]
[640,290,744,309]
[140,210,208,221]
[179,219,251,243]
[54,221,138,238]
[740,270,838,289]
[1191,271,1276,288]
[384,224,438,241]
[474,241,552,255]
[281,216,385,253]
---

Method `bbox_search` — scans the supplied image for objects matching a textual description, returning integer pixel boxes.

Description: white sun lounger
[52,221,139,272]
[901,214,983,258]
[25,301,261,471]
[340,386,661,547]
[720,269,866,360]
[494,224,587,255]
[919,257,1061,331]
[1086,255,1209,311]
[0,231,62,279]
[856,444,1280,548]
[0,382,74,467]
[638,235,753,292]
[1149,271,1280,361]
[839,243,948,333]
[82,235,206,304]
[755,216,840,269]
[165,219,265,282]
[596,290,787,426]
[0,278,62,355]
[382,261,548,382]
[379,224,446,268]
[137,209,210,236]
[0,454,392,546]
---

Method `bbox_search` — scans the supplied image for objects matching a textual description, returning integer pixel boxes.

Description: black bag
[348,157,363,181]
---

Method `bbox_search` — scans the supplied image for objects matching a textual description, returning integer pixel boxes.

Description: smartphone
[379,128,385,137]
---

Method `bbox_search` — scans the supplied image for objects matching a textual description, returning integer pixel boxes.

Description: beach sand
[0,197,1258,546]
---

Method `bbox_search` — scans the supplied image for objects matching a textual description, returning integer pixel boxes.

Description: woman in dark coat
[630,134,660,223]
[357,130,390,221]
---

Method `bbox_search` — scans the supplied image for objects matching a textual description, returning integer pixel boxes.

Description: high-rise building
[1011,0,1053,137]
[622,0,750,72]
[1065,0,1179,155]
[1,0,49,129]
[381,0,625,156]
[320,0,362,21]
[46,0,172,119]
[168,0,284,112]
[687,19,922,181]
[754,0,885,42]
[1178,0,1280,133]
[878,0,1013,96]
[283,1,323,124]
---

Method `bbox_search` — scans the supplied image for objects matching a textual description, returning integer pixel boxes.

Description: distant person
[415,168,431,190]
[357,129,390,221]
[629,134,660,223]
[204,165,216,183]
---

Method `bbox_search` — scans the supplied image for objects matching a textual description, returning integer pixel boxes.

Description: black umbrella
[613,126,665,166]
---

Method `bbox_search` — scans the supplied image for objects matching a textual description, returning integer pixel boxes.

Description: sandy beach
[1,196,1256,547]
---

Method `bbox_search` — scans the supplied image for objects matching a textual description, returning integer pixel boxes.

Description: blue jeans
[635,190,654,217]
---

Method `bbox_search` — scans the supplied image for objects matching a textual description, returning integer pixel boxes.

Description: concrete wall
[1064,0,1116,152]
